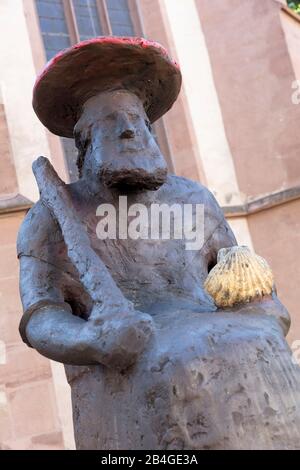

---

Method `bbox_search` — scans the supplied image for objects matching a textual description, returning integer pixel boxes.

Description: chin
[100,166,168,191]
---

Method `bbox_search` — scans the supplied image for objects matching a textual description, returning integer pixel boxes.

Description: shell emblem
[204,246,274,308]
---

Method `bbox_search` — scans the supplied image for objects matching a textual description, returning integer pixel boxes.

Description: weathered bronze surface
[17,37,300,449]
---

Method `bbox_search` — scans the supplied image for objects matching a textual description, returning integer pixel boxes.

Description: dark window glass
[106,0,134,36]
[73,0,103,40]
[36,0,139,181]
[35,0,71,61]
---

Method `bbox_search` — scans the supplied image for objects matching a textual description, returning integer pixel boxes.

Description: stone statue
[17,37,300,449]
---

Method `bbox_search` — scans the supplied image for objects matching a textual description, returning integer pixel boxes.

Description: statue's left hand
[228,291,291,337]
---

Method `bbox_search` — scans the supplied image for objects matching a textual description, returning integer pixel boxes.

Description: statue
[17,37,300,449]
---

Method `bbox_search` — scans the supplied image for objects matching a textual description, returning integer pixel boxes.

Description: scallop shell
[204,246,274,308]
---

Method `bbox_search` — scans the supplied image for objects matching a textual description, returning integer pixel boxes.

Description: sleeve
[17,200,72,346]
[200,187,237,269]
[208,218,237,259]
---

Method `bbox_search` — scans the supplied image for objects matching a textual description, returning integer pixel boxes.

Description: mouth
[119,142,144,153]
[120,147,144,154]
[100,166,168,191]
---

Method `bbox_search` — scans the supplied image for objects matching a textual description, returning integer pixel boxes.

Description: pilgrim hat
[33,37,182,138]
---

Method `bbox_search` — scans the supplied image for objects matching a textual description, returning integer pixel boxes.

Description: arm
[203,193,290,336]
[25,302,152,369]
[235,291,290,337]
[25,301,95,365]
[18,201,153,371]
[203,205,237,271]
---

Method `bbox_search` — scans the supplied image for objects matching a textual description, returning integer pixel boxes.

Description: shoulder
[161,174,225,217]
[163,174,206,193]
[163,174,217,199]
[160,175,235,242]
[17,199,62,257]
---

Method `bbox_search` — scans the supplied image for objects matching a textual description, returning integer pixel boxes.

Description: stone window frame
[0,87,33,213]
[36,0,143,50]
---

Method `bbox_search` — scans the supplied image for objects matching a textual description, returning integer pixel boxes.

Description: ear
[144,118,151,132]
[74,127,91,177]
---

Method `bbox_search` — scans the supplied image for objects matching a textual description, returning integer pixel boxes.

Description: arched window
[35,0,172,180]
[35,0,71,62]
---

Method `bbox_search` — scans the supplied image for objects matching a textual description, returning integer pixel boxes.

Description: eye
[105,112,117,121]
[145,120,152,133]
[127,113,139,123]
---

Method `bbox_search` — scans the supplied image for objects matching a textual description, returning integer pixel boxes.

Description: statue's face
[74,90,168,190]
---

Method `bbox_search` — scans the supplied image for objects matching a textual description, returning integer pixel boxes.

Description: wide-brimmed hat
[32,37,182,138]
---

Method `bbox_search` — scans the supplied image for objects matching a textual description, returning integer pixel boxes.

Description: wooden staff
[32,156,133,321]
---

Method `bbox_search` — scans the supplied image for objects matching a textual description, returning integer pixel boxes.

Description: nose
[118,114,135,139]
[120,129,135,139]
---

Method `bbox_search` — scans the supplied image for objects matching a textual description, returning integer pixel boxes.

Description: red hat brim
[33,37,181,138]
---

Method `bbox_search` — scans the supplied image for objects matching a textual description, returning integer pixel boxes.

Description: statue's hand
[82,307,155,371]
[232,291,291,337]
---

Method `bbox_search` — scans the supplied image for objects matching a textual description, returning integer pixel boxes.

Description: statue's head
[74,89,167,190]
[32,37,181,190]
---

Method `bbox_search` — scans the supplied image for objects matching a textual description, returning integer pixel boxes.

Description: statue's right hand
[81,308,155,371]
